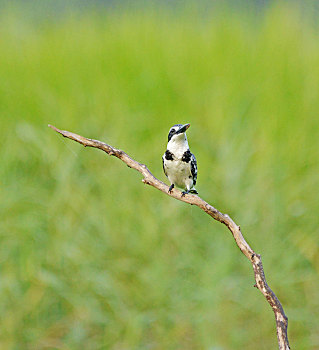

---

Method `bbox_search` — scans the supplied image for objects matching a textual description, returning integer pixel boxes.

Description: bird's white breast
[165,158,192,189]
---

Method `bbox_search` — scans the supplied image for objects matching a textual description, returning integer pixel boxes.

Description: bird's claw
[168,184,174,194]
[181,189,198,197]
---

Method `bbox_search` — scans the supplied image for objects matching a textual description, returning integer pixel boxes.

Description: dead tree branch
[49,124,290,349]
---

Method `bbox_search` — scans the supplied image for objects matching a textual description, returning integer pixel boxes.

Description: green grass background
[1,4,318,349]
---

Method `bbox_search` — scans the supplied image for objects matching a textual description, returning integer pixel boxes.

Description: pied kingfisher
[162,123,198,197]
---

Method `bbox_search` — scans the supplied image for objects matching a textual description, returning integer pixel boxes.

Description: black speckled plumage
[190,155,197,185]
[164,149,174,160]
[182,149,192,163]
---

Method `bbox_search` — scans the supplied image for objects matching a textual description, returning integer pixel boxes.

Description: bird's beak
[177,123,190,134]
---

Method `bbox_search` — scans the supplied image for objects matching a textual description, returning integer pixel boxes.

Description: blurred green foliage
[0,4,318,349]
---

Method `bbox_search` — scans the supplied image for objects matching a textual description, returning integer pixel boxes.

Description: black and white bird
[162,123,198,197]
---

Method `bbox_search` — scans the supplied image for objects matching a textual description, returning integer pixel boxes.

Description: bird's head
[167,123,190,143]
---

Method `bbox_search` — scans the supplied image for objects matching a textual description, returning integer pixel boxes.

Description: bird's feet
[168,184,174,194]
[181,189,198,197]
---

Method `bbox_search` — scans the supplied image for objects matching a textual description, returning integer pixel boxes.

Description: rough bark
[49,124,290,349]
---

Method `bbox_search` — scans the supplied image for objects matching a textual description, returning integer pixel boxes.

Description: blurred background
[0,0,318,349]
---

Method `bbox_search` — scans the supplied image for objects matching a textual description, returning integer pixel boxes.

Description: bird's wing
[190,153,197,186]
[162,155,168,177]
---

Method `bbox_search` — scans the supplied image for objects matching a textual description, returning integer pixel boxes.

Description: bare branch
[49,124,290,349]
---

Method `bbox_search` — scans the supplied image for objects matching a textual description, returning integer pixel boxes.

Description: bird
[162,123,198,197]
